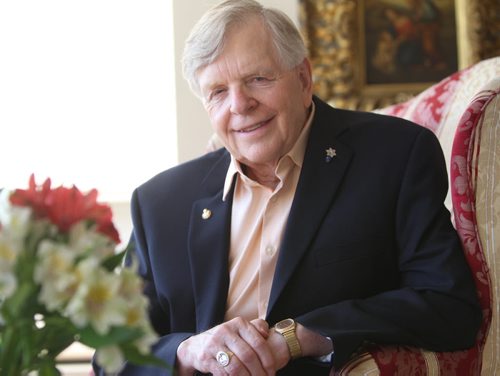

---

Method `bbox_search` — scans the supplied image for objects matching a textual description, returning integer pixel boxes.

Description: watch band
[281,328,302,359]
[274,318,302,359]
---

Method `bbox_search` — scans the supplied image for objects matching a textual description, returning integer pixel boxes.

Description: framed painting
[299,0,498,110]
[361,0,458,86]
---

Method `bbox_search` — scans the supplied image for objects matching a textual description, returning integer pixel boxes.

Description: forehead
[196,18,281,88]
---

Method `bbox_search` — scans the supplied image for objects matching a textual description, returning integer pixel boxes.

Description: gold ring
[216,350,233,367]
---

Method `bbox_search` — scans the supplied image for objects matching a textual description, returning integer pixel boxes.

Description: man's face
[197,17,313,173]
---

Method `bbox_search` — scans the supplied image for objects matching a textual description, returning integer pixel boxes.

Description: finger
[205,318,274,375]
[176,329,232,374]
[213,353,250,376]
[250,318,270,338]
[203,324,253,375]
[226,318,275,375]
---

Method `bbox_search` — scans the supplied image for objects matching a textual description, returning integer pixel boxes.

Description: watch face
[275,318,294,330]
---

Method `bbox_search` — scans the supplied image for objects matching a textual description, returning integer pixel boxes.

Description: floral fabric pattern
[341,58,500,375]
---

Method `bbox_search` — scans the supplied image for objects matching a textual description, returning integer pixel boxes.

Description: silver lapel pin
[325,147,337,163]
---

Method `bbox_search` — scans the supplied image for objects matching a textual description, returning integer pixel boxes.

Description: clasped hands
[175,317,290,375]
[176,317,333,375]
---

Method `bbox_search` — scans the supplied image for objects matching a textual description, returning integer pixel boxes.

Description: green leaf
[36,316,77,357]
[101,249,126,271]
[38,362,62,376]
[0,325,22,374]
[2,282,37,320]
[121,344,170,370]
[79,326,143,348]
[124,240,136,262]
[18,320,39,370]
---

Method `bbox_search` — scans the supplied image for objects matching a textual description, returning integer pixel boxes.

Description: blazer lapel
[268,99,354,316]
[188,152,234,331]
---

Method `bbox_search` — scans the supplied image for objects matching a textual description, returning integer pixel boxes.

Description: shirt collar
[222,102,316,201]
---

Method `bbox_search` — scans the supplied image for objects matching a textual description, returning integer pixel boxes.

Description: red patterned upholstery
[351,58,500,376]
[382,69,466,135]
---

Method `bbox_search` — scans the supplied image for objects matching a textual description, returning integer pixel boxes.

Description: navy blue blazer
[96,97,481,375]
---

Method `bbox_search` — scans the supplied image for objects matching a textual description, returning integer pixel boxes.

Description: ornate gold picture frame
[299,0,498,110]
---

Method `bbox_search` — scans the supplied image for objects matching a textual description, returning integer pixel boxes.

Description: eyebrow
[203,67,279,88]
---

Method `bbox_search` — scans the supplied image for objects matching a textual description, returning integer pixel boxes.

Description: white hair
[181,0,308,96]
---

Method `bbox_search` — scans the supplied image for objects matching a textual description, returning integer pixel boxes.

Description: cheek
[207,103,223,127]
[208,106,231,137]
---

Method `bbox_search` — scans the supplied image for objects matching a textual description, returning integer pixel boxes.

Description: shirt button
[265,246,275,256]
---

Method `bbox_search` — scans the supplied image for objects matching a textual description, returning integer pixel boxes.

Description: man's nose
[229,87,257,115]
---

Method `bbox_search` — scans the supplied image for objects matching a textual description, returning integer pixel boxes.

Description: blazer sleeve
[294,128,482,369]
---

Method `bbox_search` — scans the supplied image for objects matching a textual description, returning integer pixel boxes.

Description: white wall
[0,0,177,203]
[172,0,299,163]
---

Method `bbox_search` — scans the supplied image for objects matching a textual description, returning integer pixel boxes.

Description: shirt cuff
[314,337,334,363]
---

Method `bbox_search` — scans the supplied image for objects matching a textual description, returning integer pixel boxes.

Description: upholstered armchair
[339,56,500,375]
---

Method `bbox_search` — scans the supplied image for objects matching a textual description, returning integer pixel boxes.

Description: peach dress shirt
[223,104,315,321]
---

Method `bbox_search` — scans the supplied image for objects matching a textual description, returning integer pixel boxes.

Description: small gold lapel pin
[202,208,212,220]
[325,147,337,163]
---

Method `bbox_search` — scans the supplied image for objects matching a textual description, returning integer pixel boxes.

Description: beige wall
[172,0,299,163]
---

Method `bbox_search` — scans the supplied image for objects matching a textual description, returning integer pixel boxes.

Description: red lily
[10,174,120,244]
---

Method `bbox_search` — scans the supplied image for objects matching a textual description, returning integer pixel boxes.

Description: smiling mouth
[237,117,273,133]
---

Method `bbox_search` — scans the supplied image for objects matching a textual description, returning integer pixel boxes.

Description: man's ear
[297,58,313,106]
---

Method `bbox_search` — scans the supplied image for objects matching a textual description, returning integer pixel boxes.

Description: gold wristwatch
[274,318,302,359]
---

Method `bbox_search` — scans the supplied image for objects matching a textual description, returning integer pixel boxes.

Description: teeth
[239,123,263,133]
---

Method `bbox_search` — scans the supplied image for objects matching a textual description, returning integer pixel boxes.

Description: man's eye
[209,89,226,101]
[252,76,268,83]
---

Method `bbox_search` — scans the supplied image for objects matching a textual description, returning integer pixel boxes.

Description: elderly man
[94,0,481,374]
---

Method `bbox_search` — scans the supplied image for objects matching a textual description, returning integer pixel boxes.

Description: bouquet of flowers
[0,175,166,375]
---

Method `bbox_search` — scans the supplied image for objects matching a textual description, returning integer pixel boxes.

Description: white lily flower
[116,266,158,354]
[95,345,125,374]
[0,189,32,241]
[68,221,116,260]
[0,188,13,224]
[0,233,19,300]
[0,270,17,301]
[133,321,158,355]
[0,234,17,269]
[65,258,127,335]
[34,240,79,311]
[117,267,144,300]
